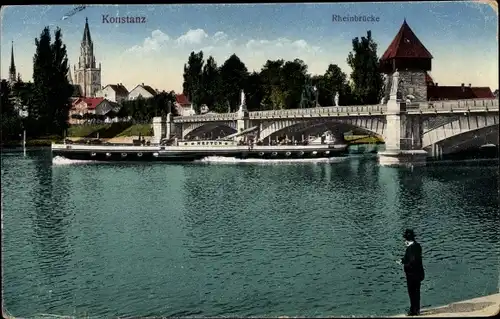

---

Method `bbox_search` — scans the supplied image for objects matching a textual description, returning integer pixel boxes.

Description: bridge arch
[182,122,237,139]
[422,114,499,148]
[425,123,499,156]
[258,117,385,141]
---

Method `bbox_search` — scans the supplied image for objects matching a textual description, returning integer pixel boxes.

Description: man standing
[399,229,425,316]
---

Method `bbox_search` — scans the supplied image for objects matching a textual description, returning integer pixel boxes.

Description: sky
[0,2,498,93]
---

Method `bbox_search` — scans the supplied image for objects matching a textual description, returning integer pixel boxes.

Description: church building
[73,18,101,97]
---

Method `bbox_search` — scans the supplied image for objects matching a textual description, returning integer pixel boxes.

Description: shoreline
[393,293,500,317]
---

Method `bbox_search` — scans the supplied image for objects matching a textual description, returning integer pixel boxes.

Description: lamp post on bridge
[313,86,319,108]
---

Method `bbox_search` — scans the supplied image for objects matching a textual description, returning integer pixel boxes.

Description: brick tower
[379,19,433,104]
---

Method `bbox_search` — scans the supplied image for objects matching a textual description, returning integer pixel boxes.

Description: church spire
[79,17,95,69]
[75,17,101,97]
[82,17,92,44]
[9,41,16,84]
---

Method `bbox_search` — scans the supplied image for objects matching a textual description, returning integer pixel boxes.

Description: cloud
[213,31,228,43]
[127,29,170,54]
[176,28,208,45]
[120,28,334,90]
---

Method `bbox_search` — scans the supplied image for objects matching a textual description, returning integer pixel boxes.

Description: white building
[127,83,158,100]
[96,84,129,103]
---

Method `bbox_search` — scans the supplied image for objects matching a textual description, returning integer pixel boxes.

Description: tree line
[182,30,384,114]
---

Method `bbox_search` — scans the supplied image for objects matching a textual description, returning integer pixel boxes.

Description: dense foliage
[182,30,384,113]
[119,91,178,122]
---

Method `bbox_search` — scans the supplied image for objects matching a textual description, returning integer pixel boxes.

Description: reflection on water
[1,149,499,317]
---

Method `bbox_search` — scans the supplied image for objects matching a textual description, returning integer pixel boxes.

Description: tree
[121,91,177,122]
[347,30,384,105]
[201,56,222,111]
[312,64,352,106]
[152,91,177,117]
[0,80,22,142]
[245,71,265,111]
[219,54,249,112]
[31,26,72,137]
[182,51,204,114]
[280,59,308,109]
[31,27,53,135]
[260,59,285,109]
[117,105,129,120]
[50,28,73,134]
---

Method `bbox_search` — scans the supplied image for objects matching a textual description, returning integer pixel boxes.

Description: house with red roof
[380,20,495,103]
[69,97,120,124]
[174,93,195,116]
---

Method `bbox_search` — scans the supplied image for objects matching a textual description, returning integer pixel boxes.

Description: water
[2,148,499,317]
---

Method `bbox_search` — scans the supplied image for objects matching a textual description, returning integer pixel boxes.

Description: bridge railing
[174,113,238,123]
[249,105,384,119]
[424,98,499,111]
[174,99,498,122]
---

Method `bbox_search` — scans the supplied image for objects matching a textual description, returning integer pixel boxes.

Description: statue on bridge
[238,90,248,113]
[240,89,246,106]
[390,70,400,100]
[334,92,339,107]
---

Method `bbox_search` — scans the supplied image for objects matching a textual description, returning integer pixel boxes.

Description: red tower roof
[380,20,433,61]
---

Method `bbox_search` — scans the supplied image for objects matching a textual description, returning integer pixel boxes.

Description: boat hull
[51,144,348,162]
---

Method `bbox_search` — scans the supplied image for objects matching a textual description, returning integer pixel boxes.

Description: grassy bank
[345,135,385,144]
[67,123,153,138]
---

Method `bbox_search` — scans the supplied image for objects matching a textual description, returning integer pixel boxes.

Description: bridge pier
[152,116,166,144]
[236,90,250,142]
[430,143,443,160]
[165,113,175,140]
[378,72,428,167]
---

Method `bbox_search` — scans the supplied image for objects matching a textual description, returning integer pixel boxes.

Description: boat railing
[54,141,160,147]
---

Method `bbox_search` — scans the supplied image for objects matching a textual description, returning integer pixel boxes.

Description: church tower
[9,41,16,84]
[379,19,433,103]
[74,17,101,97]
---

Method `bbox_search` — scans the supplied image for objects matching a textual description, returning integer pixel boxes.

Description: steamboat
[51,131,348,162]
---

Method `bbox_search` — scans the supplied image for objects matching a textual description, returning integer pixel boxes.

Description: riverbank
[393,293,500,317]
[67,123,152,139]
[1,137,59,147]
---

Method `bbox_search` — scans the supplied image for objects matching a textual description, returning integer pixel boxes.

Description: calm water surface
[2,149,499,317]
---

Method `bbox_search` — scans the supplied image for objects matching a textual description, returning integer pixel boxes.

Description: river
[1,148,498,317]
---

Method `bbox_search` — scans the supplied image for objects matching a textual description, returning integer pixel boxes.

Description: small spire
[9,41,16,83]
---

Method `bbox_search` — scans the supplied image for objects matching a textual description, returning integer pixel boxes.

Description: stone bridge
[153,97,498,165]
